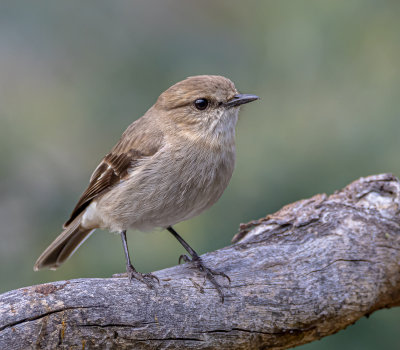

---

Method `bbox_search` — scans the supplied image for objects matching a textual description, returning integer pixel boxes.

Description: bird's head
[155,75,259,141]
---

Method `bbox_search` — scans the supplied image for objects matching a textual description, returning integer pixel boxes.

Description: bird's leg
[112,230,159,288]
[167,226,230,302]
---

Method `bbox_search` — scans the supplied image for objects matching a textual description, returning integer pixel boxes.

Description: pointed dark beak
[225,94,259,108]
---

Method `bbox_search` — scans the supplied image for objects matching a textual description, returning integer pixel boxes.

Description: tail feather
[34,215,94,271]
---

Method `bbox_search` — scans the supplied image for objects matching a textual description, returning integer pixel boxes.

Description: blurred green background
[1,1,399,348]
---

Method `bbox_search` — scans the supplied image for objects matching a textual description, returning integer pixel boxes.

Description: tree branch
[1,173,400,350]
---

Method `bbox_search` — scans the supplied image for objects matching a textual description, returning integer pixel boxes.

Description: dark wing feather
[63,123,164,229]
[64,150,144,227]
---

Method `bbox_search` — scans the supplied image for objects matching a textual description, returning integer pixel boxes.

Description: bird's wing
[64,118,164,228]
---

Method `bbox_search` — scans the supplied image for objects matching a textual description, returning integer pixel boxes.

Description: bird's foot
[112,264,159,289]
[179,254,230,302]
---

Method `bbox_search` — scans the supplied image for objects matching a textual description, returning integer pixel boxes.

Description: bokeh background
[1,1,399,348]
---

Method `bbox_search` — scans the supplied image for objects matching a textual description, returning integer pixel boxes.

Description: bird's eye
[194,98,209,110]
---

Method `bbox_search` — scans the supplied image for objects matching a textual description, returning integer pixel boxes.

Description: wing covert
[63,114,164,228]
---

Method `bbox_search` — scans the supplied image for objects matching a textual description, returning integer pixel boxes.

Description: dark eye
[194,98,209,110]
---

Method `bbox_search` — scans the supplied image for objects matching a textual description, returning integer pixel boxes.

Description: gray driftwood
[1,173,400,350]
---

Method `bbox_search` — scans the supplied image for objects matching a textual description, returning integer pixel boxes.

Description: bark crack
[0,305,103,333]
[303,259,374,276]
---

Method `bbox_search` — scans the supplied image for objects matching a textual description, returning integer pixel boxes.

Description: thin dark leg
[167,226,199,260]
[121,230,133,268]
[167,226,230,302]
[113,230,159,288]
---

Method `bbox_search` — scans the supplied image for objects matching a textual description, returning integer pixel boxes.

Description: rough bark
[1,173,400,350]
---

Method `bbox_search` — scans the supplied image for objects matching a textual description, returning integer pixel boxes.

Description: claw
[113,265,159,289]
[179,255,230,303]
[208,269,231,284]
[129,265,159,288]
[145,272,160,285]
[179,254,191,264]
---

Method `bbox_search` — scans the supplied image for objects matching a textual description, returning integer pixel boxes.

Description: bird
[34,75,259,301]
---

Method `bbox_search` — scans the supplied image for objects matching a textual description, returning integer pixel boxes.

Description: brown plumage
[34,75,258,300]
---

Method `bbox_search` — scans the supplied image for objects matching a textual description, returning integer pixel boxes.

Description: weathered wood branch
[1,173,400,350]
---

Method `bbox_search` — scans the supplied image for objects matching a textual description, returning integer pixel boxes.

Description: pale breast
[94,143,235,232]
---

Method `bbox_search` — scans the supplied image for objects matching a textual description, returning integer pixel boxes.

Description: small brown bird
[34,75,258,300]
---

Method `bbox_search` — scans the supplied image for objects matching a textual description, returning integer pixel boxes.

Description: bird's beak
[225,94,259,108]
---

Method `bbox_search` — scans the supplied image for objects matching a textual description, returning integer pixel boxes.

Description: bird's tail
[34,214,94,271]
